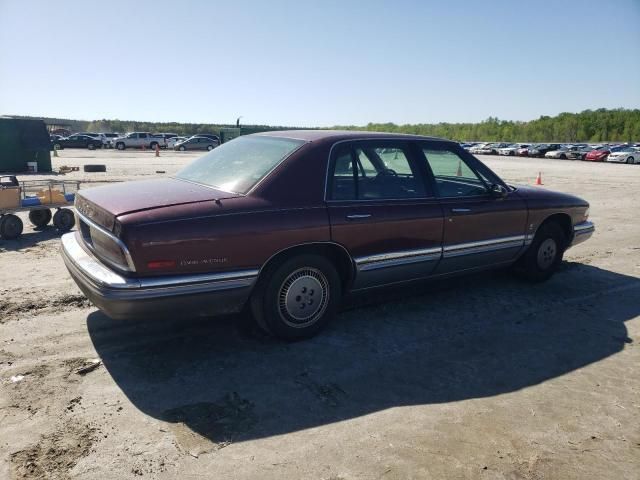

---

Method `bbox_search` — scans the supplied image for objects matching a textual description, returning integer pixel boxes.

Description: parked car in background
[155,133,179,148]
[52,134,103,150]
[528,144,563,157]
[584,146,612,162]
[544,145,589,159]
[195,134,221,144]
[62,130,594,340]
[516,145,530,156]
[473,143,511,155]
[174,136,217,151]
[77,132,108,147]
[605,147,639,164]
[101,133,120,148]
[499,144,528,156]
[166,136,188,149]
[564,146,593,160]
[113,132,163,150]
[469,143,489,154]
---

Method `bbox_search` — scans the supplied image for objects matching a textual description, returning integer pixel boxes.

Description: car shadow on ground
[87,262,639,451]
[0,226,65,251]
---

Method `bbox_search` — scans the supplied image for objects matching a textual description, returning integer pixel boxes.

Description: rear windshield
[175,136,305,194]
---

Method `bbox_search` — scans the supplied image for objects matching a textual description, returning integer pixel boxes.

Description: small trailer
[0,176,79,240]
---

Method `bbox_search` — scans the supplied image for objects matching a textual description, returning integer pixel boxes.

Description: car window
[139,133,148,139]
[329,142,426,200]
[176,136,304,194]
[422,148,488,198]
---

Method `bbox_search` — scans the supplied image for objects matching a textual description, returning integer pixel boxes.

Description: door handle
[451,208,471,213]
[346,214,372,220]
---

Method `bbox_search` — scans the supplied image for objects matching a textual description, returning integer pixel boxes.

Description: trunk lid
[75,178,240,229]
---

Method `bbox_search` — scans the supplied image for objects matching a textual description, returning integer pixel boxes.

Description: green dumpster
[0,118,52,173]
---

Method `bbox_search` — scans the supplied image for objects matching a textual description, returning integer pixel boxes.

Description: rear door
[326,140,444,290]
[418,142,528,274]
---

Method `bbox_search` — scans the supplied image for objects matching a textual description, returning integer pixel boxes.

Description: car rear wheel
[0,214,24,240]
[29,209,52,228]
[514,222,565,282]
[53,208,75,232]
[250,254,341,340]
[88,143,95,150]
[116,142,125,150]
[626,156,634,164]
[560,154,567,159]
[207,145,213,151]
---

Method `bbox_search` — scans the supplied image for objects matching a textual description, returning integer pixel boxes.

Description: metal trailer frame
[0,176,80,240]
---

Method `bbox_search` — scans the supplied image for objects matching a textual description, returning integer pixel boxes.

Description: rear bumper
[569,220,595,248]
[61,232,258,320]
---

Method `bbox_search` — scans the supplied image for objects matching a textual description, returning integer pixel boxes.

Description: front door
[418,142,528,274]
[326,140,444,290]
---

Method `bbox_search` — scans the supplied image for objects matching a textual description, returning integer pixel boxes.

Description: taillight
[147,260,177,269]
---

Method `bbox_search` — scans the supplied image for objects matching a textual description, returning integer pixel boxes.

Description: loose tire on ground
[29,209,52,228]
[250,254,342,340]
[53,208,75,232]
[84,164,107,173]
[514,222,566,282]
[0,214,24,240]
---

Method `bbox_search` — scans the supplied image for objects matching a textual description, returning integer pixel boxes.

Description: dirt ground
[1,149,639,479]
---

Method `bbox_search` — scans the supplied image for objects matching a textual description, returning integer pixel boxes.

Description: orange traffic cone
[155,144,160,157]
[535,171,543,185]
[456,160,462,177]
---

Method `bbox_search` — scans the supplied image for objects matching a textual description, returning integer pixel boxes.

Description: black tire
[53,208,75,232]
[179,145,186,151]
[206,145,213,151]
[28,209,52,228]
[250,254,342,340]
[116,142,125,150]
[626,156,634,164]
[514,222,566,282]
[83,164,106,172]
[560,154,567,159]
[0,214,24,240]
[88,143,96,150]
[150,142,158,150]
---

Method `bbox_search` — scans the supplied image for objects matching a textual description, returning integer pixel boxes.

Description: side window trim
[418,141,492,199]
[326,139,435,202]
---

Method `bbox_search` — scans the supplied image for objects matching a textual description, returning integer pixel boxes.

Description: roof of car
[252,129,448,143]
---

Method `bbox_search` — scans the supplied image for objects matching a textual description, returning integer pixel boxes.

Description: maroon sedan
[584,147,610,162]
[62,131,594,339]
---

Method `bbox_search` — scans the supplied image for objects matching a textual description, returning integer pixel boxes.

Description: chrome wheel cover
[537,238,557,270]
[278,268,329,328]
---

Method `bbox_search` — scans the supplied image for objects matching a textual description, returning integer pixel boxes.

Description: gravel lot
[1,149,639,479]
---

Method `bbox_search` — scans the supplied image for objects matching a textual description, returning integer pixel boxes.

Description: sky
[1,0,639,127]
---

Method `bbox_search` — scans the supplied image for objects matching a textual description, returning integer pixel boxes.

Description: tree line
[335,108,640,143]
[11,108,640,142]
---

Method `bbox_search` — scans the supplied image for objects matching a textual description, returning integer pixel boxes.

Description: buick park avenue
[61,131,594,339]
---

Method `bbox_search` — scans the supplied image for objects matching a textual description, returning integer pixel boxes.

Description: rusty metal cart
[0,176,80,240]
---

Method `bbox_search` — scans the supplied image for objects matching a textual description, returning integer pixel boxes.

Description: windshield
[175,136,305,194]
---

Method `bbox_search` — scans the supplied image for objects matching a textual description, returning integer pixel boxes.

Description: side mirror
[490,184,508,198]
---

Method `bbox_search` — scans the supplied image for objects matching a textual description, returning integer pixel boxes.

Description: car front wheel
[251,254,341,340]
[514,222,566,282]
[179,145,186,151]
[116,142,125,150]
